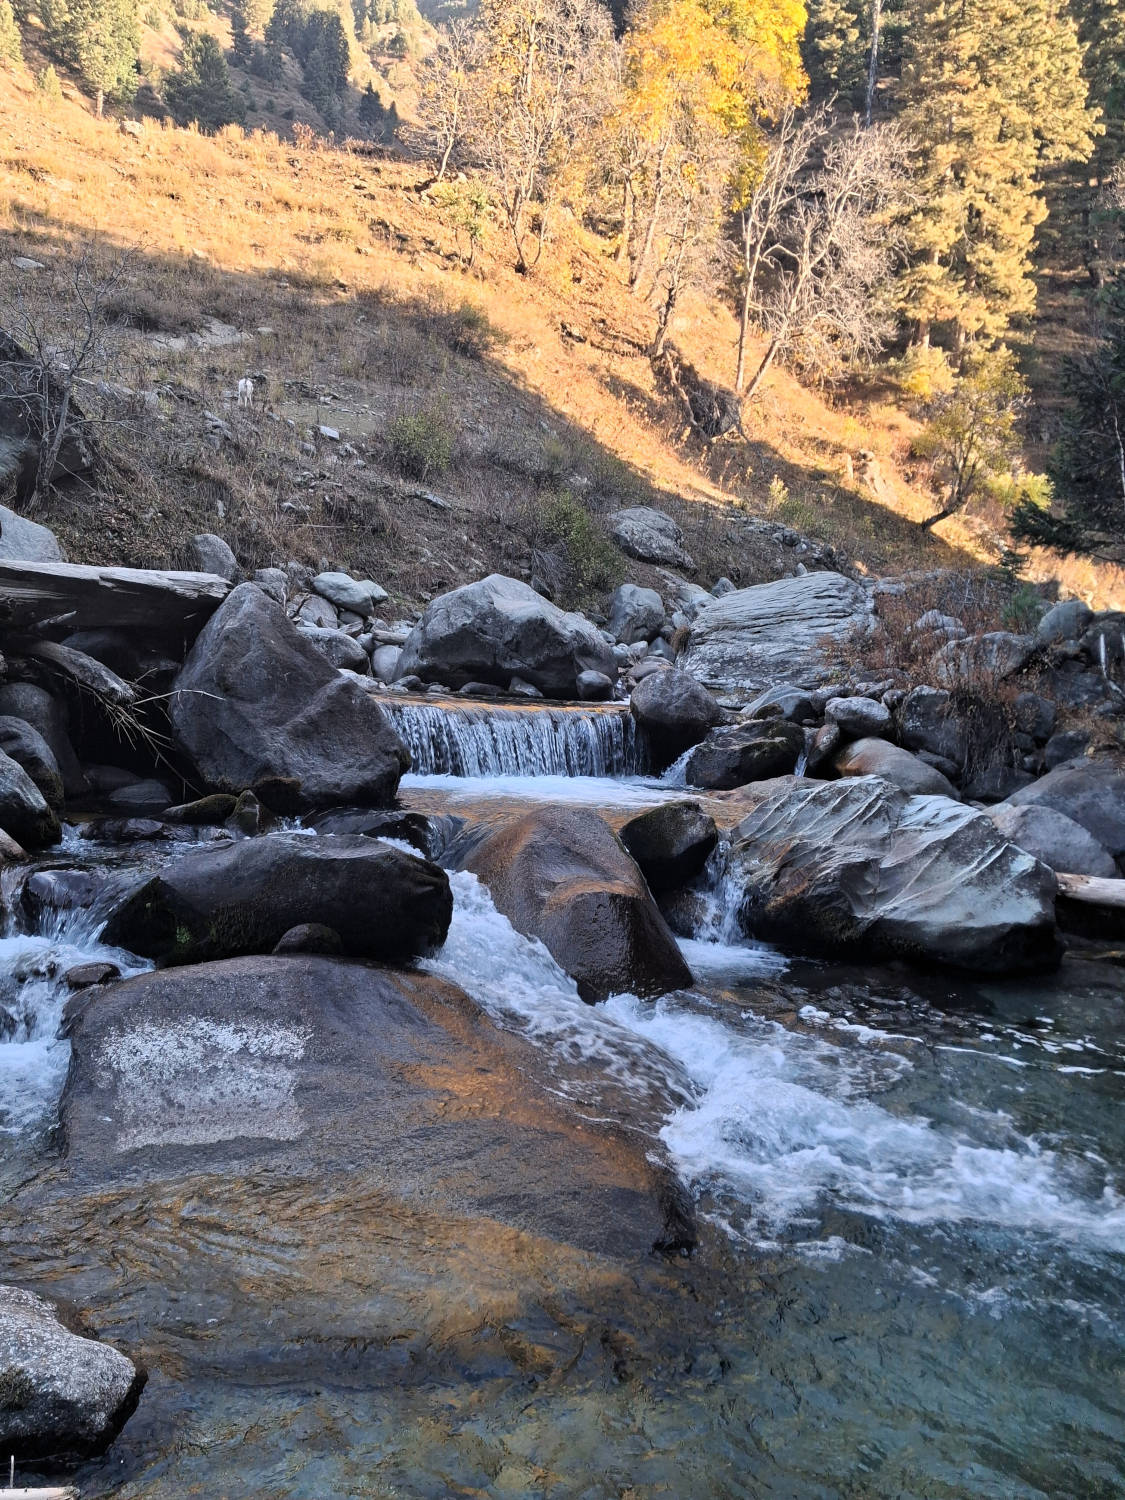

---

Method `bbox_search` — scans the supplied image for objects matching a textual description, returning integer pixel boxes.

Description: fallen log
[1056,871,1125,940]
[23,639,137,706]
[0,560,231,637]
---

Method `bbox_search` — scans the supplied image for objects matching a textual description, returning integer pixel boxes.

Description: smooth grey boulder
[805,719,841,773]
[0,716,62,808]
[370,644,403,682]
[931,631,1034,688]
[618,800,718,891]
[0,1285,140,1460]
[297,625,370,674]
[746,685,818,723]
[987,804,1118,878]
[101,832,452,967]
[0,503,64,562]
[1012,691,1056,743]
[105,777,173,814]
[834,737,958,798]
[608,507,693,569]
[296,594,337,629]
[681,572,872,696]
[188,532,238,581]
[608,583,665,645]
[1044,729,1090,769]
[630,667,724,766]
[1006,761,1125,859]
[58,956,694,1260]
[397,574,616,698]
[449,806,692,1001]
[825,695,892,739]
[252,566,288,604]
[728,776,1057,974]
[312,571,387,616]
[896,685,966,766]
[0,747,60,847]
[1036,598,1093,645]
[576,669,614,701]
[686,719,804,790]
[0,681,86,797]
[170,583,408,811]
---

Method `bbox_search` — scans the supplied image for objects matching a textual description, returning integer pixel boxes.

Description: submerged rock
[681,572,872,696]
[728,775,1057,973]
[0,1285,140,1461]
[450,806,692,1000]
[619,800,718,891]
[397,574,616,698]
[171,583,408,811]
[101,832,452,967]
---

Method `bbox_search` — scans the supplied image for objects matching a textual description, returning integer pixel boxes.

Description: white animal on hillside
[237,377,254,408]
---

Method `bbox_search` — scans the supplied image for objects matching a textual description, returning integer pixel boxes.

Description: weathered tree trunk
[0,561,231,637]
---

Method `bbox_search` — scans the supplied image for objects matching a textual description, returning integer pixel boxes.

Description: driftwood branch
[0,561,231,637]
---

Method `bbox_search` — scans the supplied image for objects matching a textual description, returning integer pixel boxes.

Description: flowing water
[1,697,1123,1497]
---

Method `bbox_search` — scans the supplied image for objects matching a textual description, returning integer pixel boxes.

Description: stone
[608,507,693,568]
[309,806,438,857]
[170,583,408,811]
[297,625,370,674]
[0,716,63,808]
[931,631,1035,688]
[188,533,239,581]
[630,657,672,683]
[685,720,805,790]
[0,332,94,506]
[745,685,818,723]
[163,793,239,825]
[101,832,452,967]
[834,738,958,798]
[106,778,173,814]
[370,644,402,682]
[727,776,1057,974]
[0,682,86,797]
[576,669,614,701]
[711,577,735,597]
[680,572,872,696]
[1012,691,1056,743]
[630,668,724,765]
[1006,761,1125,859]
[0,503,64,563]
[508,676,543,698]
[20,868,107,927]
[961,764,1034,804]
[644,637,676,662]
[618,801,718,891]
[272,922,343,955]
[1036,598,1093,645]
[910,609,966,642]
[896,685,967,766]
[825,695,893,739]
[397,575,617,699]
[0,748,60,848]
[987,804,1118,878]
[661,574,712,618]
[608,583,665,645]
[251,566,288,604]
[0,1285,140,1460]
[450,807,692,1001]
[804,720,841,774]
[312,571,385,616]
[65,961,122,990]
[80,817,167,843]
[1044,729,1090,769]
[296,594,338,629]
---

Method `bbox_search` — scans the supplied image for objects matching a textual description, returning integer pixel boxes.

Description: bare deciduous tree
[416,19,479,185]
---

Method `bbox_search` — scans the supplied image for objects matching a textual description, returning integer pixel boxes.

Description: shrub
[37,63,62,97]
[534,490,620,603]
[386,407,453,480]
[438,299,506,360]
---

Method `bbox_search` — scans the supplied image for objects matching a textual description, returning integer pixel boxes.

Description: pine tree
[802,0,864,105]
[164,30,246,129]
[358,78,384,134]
[0,0,22,65]
[383,97,398,142]
[46,0,139,115]
[1073,0,1125,181]
[231,3,254,64]
[896,0,1095,354]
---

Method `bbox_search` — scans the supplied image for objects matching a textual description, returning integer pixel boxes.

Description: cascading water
[383,695,648,778]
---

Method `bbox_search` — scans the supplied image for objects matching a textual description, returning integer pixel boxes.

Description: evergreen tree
[383,97,398,142]
[164,29,247,128]
[1073,0,1125,181]
[358,78,384,133]
[0,0,22,64]
[802,0,864,105]
[231,3,254,64]
[47,0,140,114]
[896,0,1095,354]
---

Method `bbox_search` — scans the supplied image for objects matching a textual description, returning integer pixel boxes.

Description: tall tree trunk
[616,179,634,267]
[864,0,882,126]
[742,334,782,402]
[95,87,105,119]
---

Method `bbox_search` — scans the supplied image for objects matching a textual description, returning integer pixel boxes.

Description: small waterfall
[384,696,648,778]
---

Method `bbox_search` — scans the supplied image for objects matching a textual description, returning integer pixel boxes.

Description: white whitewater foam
[400,772,679,808]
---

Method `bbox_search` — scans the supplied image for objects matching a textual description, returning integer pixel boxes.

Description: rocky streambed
[0,546,1121,1496]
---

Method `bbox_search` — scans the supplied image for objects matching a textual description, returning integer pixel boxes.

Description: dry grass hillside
[2,68,1122,612]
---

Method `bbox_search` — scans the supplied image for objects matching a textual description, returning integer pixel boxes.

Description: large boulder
[0,681,86,797]
[608,507,693,569]
[896,685,966,766]
[0,503,64,562]
[57,955,694,1261]
[101,832,452,967]
[685,720,804,790]
[680,572,872,696]
[608,583,665,645]
[312,571,386,616]
[170,582,408,810]
[396,574,616,698]
[449,806,692,1001]
[618,800,718,891]
[727,776,1057,974]
[188,532,238,581]
[931,631,1035,688]
[1005,761,1125,860]
[630,668,724,764]
[825,695,892,739]
[0,747,59,848]
[987,804,1118,878]
[0,1286,140,1461]
[1036,598,1092,645]
[0,715,63,808]
[833,737,958,798]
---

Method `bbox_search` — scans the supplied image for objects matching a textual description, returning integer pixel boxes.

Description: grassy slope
[1,67,1122,612]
